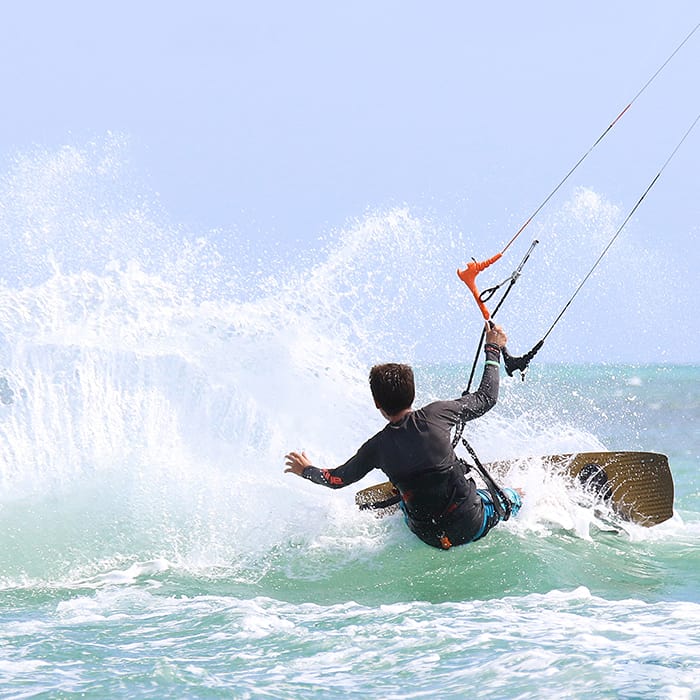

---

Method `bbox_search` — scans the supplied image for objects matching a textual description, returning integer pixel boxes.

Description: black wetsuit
[302,345,502,549]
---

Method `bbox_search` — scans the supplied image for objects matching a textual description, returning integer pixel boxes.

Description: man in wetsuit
[284,323,522,550]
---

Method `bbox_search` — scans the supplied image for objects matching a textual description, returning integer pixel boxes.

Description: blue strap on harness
[472,488,522,541]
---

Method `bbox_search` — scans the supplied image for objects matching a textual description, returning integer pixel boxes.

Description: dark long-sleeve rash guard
[301,346,502,547]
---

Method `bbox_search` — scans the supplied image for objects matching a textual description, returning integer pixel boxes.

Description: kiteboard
[355,451,674,527]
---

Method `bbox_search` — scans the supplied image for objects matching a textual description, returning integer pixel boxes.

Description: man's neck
[385,407,412,424]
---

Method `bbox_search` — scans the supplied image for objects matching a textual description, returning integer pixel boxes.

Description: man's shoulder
[419,398,462,413]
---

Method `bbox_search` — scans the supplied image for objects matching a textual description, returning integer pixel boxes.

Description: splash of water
[0,138,680,588]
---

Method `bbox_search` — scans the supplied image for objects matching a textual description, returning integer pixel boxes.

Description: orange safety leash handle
[457,253,502,320]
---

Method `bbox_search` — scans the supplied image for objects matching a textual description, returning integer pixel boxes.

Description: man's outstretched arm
[285,444,376,489]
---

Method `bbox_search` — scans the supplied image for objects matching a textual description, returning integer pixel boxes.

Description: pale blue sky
[1,2,699,360]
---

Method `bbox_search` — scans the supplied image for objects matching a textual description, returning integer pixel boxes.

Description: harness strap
[460,438,512,521]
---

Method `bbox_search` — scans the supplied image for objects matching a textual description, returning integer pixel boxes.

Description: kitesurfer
[284,322,523,550]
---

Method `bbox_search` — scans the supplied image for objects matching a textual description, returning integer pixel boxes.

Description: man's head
[369,363,415,416]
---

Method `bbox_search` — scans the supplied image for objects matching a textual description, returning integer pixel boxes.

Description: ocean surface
[0,141,699,698]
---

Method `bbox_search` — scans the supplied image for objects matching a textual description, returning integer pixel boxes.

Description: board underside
[355,451,674,527]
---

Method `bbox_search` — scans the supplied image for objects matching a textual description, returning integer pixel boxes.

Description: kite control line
[504,110,700,377]
[451,23,698,498]
[457,21,700,321]
[452,109,699,473]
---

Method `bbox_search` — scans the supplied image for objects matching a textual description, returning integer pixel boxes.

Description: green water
[1,364,698,698]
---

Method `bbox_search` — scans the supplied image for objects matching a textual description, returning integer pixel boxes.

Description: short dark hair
[369,363,415,415]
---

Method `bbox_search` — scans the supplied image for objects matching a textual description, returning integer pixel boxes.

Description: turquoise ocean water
[0,143,699,698]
